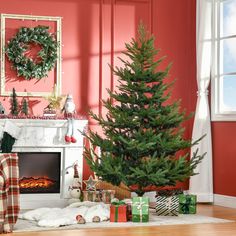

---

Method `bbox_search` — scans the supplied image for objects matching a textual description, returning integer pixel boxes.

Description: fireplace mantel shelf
[0,118,88,128]
[0,118,88,148]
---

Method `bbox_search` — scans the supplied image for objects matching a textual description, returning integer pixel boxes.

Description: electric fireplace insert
[18,152,61,194]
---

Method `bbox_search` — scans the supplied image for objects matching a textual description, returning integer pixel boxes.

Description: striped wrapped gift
[82,191,101,202]
[155,195,179,216]
[101,190,115,203]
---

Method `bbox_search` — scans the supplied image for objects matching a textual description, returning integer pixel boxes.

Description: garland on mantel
[5,25,58,80]
[0,114,86,120]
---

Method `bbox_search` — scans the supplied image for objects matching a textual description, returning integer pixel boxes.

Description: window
[211,0,236,121]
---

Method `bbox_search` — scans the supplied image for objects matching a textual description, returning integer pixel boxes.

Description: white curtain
[189,0,214,202]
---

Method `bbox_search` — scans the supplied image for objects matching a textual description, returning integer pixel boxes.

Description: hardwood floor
[10,204,236,236]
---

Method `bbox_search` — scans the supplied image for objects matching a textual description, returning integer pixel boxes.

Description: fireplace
[18,152,61,194]
[0,118,88,209]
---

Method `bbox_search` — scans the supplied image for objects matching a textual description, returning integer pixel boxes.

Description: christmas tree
[10,88,19,116]
[84,24,205,196]
[22,98,29,116]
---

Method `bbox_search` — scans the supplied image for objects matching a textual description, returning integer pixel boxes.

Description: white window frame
[211,0,236,121]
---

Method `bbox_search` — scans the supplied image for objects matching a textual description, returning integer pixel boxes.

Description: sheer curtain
[189,0,214,202]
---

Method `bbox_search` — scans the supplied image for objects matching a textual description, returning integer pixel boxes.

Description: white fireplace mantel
[0,118,88,209]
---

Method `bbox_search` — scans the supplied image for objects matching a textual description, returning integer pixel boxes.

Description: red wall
[4,0,228,194]
[212,123,236,196]
[152,0,197,190]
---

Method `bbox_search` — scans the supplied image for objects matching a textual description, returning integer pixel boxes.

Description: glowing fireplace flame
[19,176,55,189]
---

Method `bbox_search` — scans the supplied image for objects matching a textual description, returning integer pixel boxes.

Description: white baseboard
[132,192,215,203]
[214,194,236,209]
[189,192,214,203]
[131,192,236,209]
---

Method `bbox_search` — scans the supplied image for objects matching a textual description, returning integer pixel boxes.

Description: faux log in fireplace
[18,152,61,194]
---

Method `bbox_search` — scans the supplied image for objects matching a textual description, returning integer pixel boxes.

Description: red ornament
[76,215,83,221]
[76,214,86,224]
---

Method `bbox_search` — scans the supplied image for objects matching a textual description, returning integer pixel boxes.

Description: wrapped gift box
[121,199,132,221]
[155,195,179,216]
[127,202,132,221]
[82,191,101,202]
[132,197,149,222]
[179,194,197,214]
[101,190,115,203]
[110,201,127,222]
[96,181,131,200]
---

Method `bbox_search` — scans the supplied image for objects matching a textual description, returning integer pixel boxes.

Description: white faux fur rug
[14,209,232,233]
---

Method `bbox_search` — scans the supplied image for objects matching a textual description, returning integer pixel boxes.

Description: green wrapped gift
[179,194,197,214]
[132,197,149,222]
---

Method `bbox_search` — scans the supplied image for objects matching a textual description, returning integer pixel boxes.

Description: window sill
[211,113,236,122]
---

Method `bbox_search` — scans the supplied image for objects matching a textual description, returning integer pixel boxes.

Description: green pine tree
[10,88,19,116]
[84,24,205,196]
[22,98,29,116]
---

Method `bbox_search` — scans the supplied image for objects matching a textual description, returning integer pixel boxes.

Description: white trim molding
[211,0,236,121]
[214,194,236,209]
[133,192,236,208]
[189,192,214,203]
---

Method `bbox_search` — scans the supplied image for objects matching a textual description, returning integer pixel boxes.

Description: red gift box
[110,203,127,222]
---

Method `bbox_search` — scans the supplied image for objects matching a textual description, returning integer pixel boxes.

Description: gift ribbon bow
[112,201,126,222]
[112,200,126,206]
[133,198,148,222]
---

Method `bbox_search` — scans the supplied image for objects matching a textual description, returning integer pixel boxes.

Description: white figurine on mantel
[68,162,82,204]
[62,94,76,143]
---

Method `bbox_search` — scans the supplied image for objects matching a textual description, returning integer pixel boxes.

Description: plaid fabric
[0,153,20,233]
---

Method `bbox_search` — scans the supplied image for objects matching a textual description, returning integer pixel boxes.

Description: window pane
[221,38,236,74]
[221,75,236,111]
[221,0,236,37]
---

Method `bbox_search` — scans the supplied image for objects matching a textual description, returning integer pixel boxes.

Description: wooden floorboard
[9,204,236,236]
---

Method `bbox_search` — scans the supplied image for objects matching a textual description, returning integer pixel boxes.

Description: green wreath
[5,25,58,80]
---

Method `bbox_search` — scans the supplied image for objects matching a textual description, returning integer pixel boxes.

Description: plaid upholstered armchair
[0,153,20,233]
